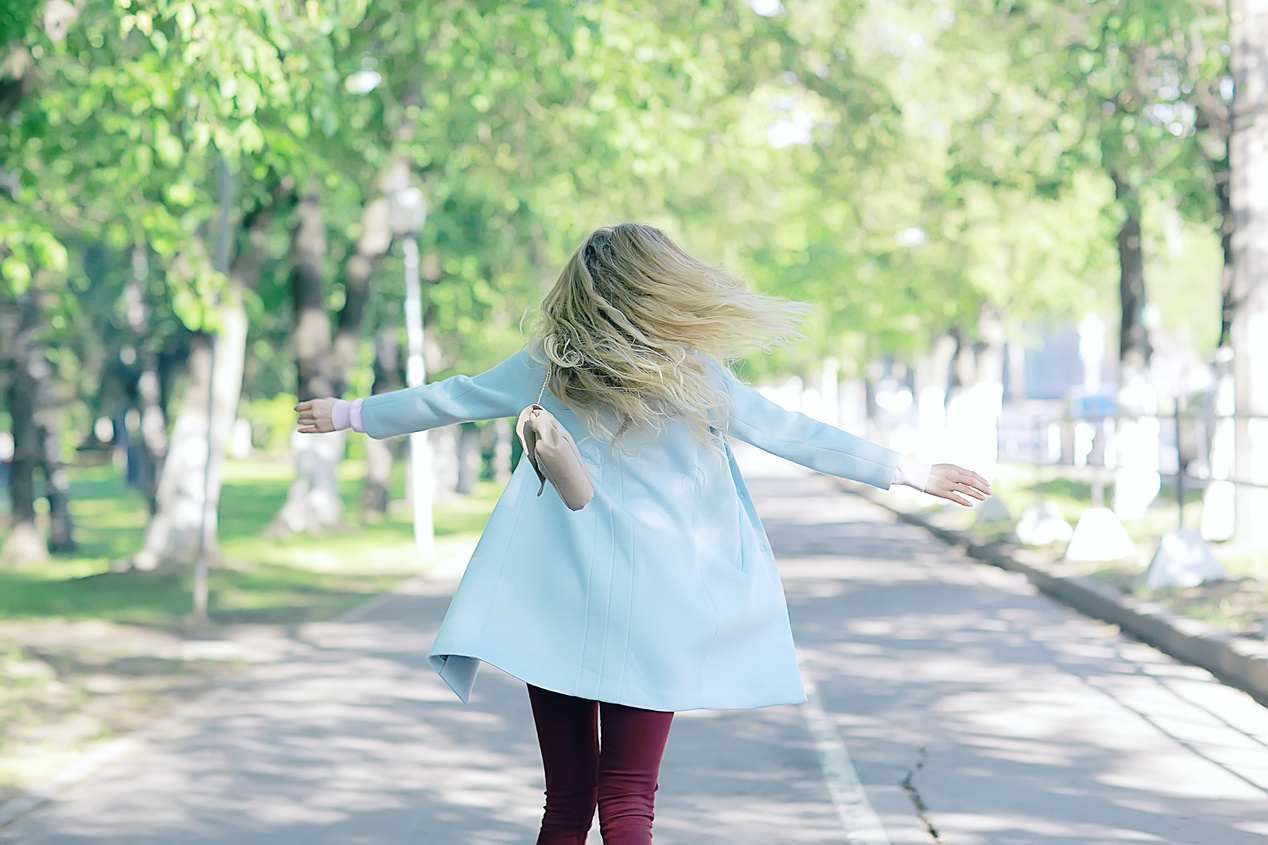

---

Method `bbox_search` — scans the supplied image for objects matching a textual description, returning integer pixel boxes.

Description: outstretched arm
[294,349,539,439]
[719,364,991,505]
[721,371,900,489]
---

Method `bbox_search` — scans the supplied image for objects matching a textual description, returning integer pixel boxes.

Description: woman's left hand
[925,464,992,507]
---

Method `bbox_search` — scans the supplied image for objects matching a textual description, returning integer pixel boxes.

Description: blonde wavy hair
[531,223,811,444]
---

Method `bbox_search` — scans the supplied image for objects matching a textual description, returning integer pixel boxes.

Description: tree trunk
[1113,173,1152,383]
[1111,172,1160,519]
[948,324,973,390]
[275,184,393,534]
[913,333,956,461]
[456,423,481,495]
[944,308,1005,474]
[1005,337,1027,402]
[332,198,392,396]
[1230,0,1268,543]
[1219,222,1236,349]
[0,290,46,563]
[491,418,513,484]
[974,303,1006,388]
[27,291,75,553]
[1212,141,1236,349]
[37,397,74,552]
[129,302,248,570]
[270,184,346,536]
[1,286,75,558]
[290,186,335,402]
[971,305,1005,471]
[120,245,168,509]
[428,425,460,502]
[361,330,401,523]
[1192,36,1236,352]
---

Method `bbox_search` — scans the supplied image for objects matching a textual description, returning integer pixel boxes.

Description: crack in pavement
[900,746,940,842]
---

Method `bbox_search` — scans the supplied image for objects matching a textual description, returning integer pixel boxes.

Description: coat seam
[693,448,720,710]
[575,469,601,698]
[615,517,634,702]
[595,470,623,699]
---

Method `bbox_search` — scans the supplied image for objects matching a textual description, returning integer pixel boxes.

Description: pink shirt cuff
[331,398,366,433]
[892,457,931,492]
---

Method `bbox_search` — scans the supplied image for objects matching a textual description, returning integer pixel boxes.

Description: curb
[843,483,1268,710]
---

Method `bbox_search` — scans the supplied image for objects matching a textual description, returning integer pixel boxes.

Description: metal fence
[997,404,1268,528]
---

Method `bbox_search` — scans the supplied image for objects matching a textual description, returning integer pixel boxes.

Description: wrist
[331,399,352,431]
[892,457,932,492]
[349,398,365,433]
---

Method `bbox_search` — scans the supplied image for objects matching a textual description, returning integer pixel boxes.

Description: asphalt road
[4,447,1266,844]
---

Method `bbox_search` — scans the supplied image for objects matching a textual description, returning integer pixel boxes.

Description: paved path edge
[842,482,1268,709]
[0,574,427,831]
[0,674,261,831]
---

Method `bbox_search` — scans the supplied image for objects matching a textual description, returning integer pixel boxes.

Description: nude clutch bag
[516,375,594,511]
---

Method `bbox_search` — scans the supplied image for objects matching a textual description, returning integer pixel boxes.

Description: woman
[295,223,991,845]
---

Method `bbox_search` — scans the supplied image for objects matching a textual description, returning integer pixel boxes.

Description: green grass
[0,459,504,626]
[0,456,505,804]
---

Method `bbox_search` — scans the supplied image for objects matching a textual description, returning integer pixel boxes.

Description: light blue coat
[360,348,900,712]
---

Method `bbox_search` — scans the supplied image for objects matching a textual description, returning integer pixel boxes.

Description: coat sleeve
[717,363,900,490]
[360,349,540,439]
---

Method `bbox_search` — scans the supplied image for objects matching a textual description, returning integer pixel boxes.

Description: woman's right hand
[295,398,338,433]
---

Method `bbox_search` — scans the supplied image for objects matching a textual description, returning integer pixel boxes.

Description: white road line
[799,661,893,845]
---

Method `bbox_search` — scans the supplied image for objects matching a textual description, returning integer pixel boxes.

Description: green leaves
[0,225,70,296]
[0,2,38,44]
[1,0,1232,402]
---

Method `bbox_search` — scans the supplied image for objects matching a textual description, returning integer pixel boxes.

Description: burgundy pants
[528,685,675,845]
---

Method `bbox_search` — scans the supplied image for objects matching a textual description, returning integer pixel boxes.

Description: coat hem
[429,649,807,713]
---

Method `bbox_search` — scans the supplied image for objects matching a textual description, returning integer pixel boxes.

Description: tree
[1228,0,1268,542]
[0,0,82,562]
[92,0,351,569]
[131,182,284,571]
[942,0,1223,379]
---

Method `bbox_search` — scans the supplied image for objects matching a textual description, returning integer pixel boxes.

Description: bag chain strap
[536,369,549,405]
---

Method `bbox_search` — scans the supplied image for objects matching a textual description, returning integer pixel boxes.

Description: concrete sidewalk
[3,450,1266,844]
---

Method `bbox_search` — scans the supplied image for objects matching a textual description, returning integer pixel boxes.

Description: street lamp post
[389,185,433,549]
